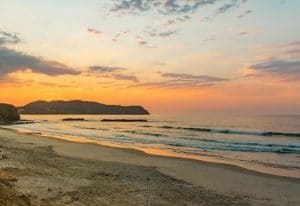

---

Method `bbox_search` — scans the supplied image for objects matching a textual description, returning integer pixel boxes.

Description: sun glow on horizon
[0,0,299,114]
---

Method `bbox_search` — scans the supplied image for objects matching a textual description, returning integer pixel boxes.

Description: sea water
[3,114,300,178]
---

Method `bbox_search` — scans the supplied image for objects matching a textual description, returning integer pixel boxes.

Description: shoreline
[3,125,300,179]
[0,128,300,205]
[2,126,300,182]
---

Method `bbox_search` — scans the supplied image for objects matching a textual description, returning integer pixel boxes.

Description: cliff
[19,100,149,115]
[0,103,20,123]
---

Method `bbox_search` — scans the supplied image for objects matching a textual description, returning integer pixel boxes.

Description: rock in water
[0,103,20,123]
[62,118,85,121]
[101,119,147,122]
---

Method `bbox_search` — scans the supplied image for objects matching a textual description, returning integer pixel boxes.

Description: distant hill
[19,100,150,115]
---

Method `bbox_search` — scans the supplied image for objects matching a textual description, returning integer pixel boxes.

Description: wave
[118,134,300,154]
[160,125,300,138]
[166,141,300,154]
[123,130,168,137]
[174,148,300,170]
[193,138,300,148]
[74,125,109,131]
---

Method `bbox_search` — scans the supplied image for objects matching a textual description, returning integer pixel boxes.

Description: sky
[0,0,300,115]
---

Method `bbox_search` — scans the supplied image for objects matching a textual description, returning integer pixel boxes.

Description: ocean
[2,114,300,178]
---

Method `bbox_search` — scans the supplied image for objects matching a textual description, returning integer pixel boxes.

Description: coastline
[0,128,299,205]
[8,126,300,181]
[6,123,300,179]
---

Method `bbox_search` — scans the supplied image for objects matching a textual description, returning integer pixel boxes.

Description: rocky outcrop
[19,100,150,115]
[101,119,147,122]
[62,118,85,121]
[0,103,20,123]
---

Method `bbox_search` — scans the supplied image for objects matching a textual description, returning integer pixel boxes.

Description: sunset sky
[0,0,299,114]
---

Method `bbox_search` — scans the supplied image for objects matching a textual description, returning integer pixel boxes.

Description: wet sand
[0,128,299,205]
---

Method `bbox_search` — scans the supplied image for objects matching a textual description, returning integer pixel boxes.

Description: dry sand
[0,128,299,205]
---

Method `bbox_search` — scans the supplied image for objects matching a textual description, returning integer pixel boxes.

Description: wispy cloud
[110,0,247,15]
[112,73,139,83]
[284,41,300,56]
[111,30,131,42]
[88,65,139,82]
[133,72,227,88]
[237,10,252,18]
[137,39,156,48]
[0,30,21,45]
[134,79,218,88]
[238,31,248,36]
[110,0,206,15]
[89,66,127,73]
[216,0,246,14]
[139,40,148,45]
[107,0,248,46]
[145,27,178,39]
[87,27,102,35]
[157,30,178,37]
[203,36,215,42]
[161,72,227,82]
[200,16,213,22]
[161,15,190,26]
[154,61,167,66]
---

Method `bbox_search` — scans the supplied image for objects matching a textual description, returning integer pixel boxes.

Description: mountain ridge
[19,100,150,115]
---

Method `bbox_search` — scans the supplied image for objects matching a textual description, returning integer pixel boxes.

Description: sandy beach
[0,128,299,206]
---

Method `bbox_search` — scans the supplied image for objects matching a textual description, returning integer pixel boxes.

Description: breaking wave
[159,125,300,138]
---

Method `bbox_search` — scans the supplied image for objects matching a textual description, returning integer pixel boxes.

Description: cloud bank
[244,41,300,81]
[246,59,300,81]
[0,30,80,78]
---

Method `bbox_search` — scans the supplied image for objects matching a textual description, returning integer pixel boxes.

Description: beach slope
[0,128,299,205]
